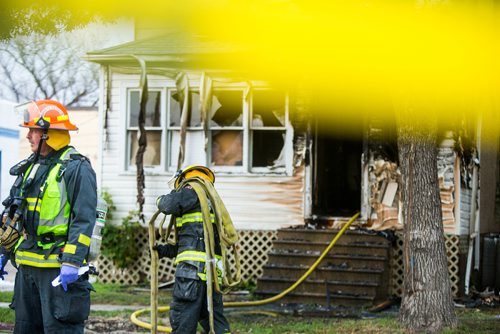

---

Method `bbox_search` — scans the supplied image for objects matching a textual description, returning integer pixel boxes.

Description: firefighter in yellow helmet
[0,100,97,333]
[154,165,231,334]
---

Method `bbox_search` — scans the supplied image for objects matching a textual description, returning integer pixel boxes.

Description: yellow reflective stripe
[33,116,52,123]
[174,251,222,263]
[15,250,61,268]
[183,212,203,219]
[197,273,222,283]
[26,197,41,212]
[176,213,215,227]
[175,250,206,263]
[176,214,203,227]
[64,244,77,254]
[78,233,91,246]
[34,115,68,123]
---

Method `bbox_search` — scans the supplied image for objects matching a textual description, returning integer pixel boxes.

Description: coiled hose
[130,212,360,333]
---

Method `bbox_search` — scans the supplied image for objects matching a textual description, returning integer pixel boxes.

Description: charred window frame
[162,85,290,174]
[126,88,163,170]
[166,88,245,171]
[250,89,288,173]
[166,89,205,169]
[209,89,245,170]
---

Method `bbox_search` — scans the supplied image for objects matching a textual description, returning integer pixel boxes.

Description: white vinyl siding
[99,73,302,231]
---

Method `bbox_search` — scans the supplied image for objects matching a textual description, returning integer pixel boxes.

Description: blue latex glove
[0,254,8,280]
[59,264,79,291]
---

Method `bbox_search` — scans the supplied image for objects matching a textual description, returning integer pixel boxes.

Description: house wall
[98,67,481,237]
[100,71,304,230]
[437,141,458,235]
[479,109,500,234]
[0,100,18,202]
[365,129,467,235]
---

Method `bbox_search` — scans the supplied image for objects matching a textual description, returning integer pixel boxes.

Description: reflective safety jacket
[157,187,222,281]
[12,146,97,268]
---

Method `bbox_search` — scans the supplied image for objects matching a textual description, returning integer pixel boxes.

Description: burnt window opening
[210,90,244,166]
[252,90,286,127]
[210,90,243,127]
[251,90,287,169]
[252,130,286,167]
[211,130,243,166]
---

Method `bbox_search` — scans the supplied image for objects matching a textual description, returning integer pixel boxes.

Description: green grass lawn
[1,284,499,333]
[89,282,172,306]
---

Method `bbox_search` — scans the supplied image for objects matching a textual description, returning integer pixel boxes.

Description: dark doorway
[312,125,363,217]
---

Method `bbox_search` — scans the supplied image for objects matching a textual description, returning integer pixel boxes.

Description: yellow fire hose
[130,212,360,333]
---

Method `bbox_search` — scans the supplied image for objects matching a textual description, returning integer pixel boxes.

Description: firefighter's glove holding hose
[0,254,8,280]
[59,263,79,291]
[153,244,178,259]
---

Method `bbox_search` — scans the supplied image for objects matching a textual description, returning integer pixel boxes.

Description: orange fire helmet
[16,100,78,131]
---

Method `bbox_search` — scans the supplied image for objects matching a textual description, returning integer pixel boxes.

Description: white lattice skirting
[95,229,278,285]
[390,233,460,297]
[95,229,460,298]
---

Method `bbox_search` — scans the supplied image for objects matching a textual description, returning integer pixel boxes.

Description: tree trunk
[398,113,457,332]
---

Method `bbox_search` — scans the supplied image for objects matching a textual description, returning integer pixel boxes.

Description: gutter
[83,53,188,64]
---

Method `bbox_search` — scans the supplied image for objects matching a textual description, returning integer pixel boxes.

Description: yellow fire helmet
[173,165,215,189]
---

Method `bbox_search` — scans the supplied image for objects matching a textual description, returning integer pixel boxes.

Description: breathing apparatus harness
[156,175,241,334]
[0,117,50,252]
[162,176,241,291]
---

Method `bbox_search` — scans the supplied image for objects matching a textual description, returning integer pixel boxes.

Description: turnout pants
[170,277,230,334]
[12,265,92,334]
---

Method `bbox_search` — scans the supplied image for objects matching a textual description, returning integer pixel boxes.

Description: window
[167,89,205,169]
[166,88,247,170]
[125,83,290,174]
[209,90,244,167]
[250,90,287,171]
[126,89,162,168]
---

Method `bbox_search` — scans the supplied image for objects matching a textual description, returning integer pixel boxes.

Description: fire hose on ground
[130,212,360,333]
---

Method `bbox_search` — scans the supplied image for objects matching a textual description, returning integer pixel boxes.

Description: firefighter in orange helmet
[0,100,97,333]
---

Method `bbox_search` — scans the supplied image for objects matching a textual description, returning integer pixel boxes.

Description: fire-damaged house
[85,26,500,306]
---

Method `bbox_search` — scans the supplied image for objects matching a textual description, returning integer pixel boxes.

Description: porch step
[255,228,392,307]
[256,290,374,307]
[260,264,384,283]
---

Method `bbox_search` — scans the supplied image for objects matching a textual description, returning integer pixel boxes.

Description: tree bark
[398,111,457,332]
